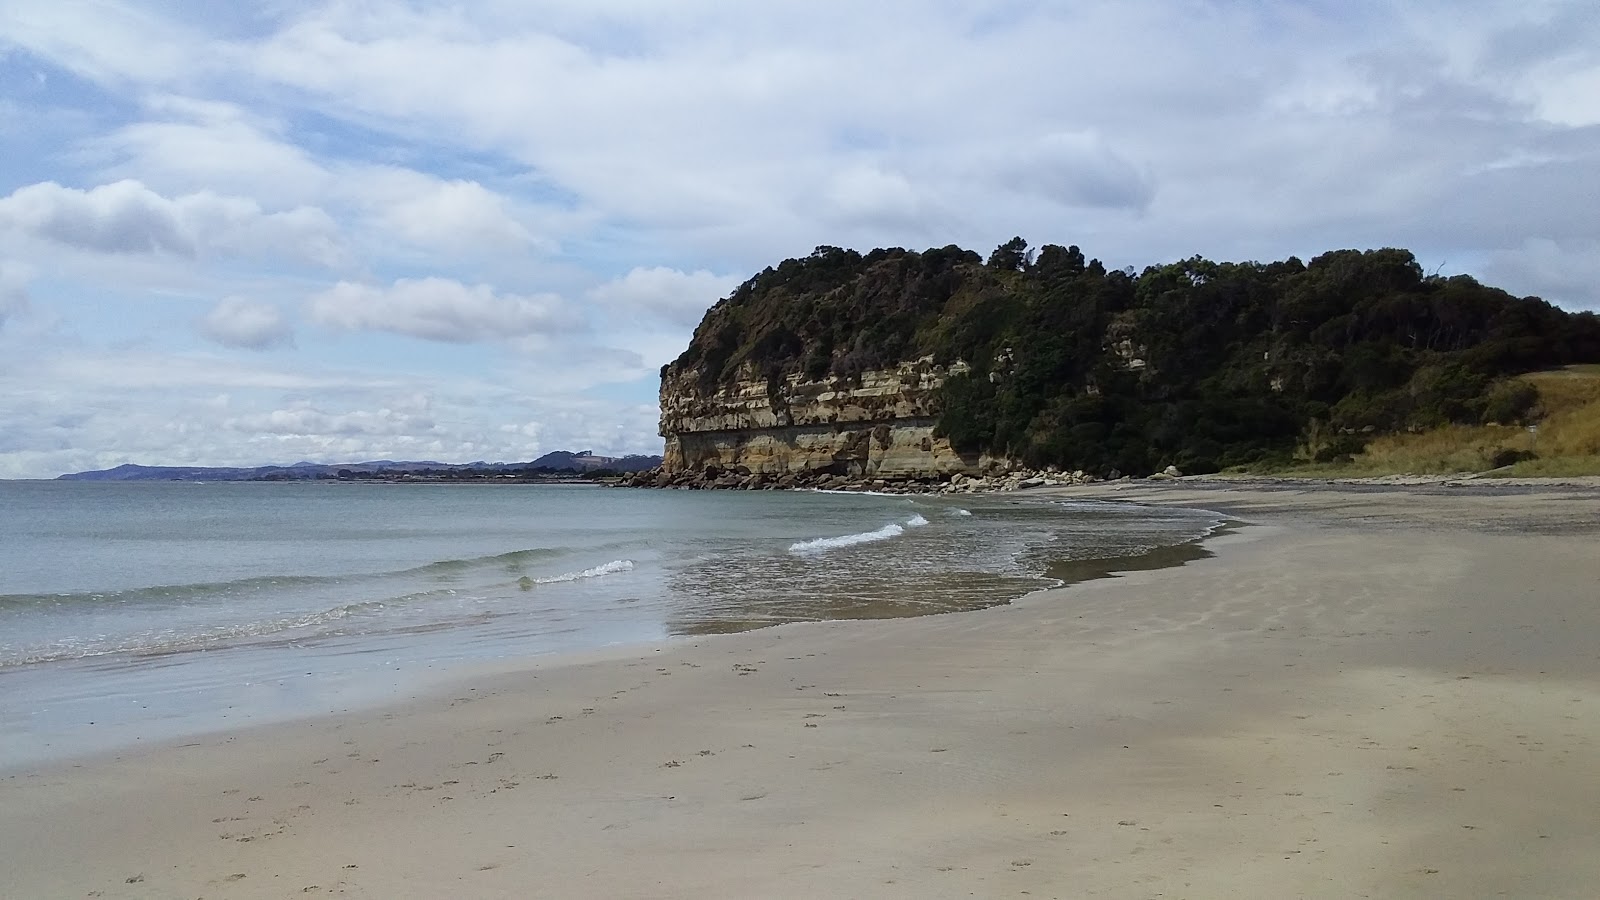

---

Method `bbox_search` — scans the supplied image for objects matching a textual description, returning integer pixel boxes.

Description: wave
[789,515,929,555]
[949,508,973,517]
[0,591,418,668]
[1,561,639,667]
[0,547,573,611]
[805,489,912,497]
[409,547,568,576]
[527,559,635,585]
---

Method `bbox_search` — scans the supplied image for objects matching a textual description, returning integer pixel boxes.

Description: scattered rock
[617,461,1117,494]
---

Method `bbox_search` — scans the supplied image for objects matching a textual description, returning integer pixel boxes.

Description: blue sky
[1,0,1597,478]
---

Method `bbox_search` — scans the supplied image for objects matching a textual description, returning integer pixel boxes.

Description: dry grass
[1353,425,1533,474]
[1278,366,1600,477]
[1517,369,1600,458]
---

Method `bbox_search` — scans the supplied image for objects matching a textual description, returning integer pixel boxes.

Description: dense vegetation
[665,242,1600,475]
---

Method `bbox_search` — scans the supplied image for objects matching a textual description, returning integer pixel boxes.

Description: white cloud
[0,179,190,254]
[356,168,541,254]
[308,278,583,343]
[0,342,665,478]
[0,261,32,329]
[814,165,933,231]
[88,97,332,202]
[1527,65,1600,127]
[85,100,554,261]
[198,296,294,350]
[0,180,345,266]
[0,0,207,85]
[225,403,434,438]
[588,267,740,326]
[36,349,402,393]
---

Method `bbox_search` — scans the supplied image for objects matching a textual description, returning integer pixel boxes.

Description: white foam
[950,508,973,517]
[534,559,635,584]
[789,516,928,555]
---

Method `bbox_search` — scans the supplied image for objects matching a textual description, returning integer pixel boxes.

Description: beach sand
[4,483,1600,899]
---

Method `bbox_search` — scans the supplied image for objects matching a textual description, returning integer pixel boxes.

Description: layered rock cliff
[659,357,975,478]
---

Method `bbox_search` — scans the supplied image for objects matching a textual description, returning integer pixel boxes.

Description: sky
[1,1,1597,478]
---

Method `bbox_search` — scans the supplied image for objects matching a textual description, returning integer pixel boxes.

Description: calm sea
[0,481,1222,768]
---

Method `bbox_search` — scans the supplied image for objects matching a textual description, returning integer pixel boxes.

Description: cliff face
[659,357,976,477]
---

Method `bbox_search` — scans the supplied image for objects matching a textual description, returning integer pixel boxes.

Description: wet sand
[4,483,1600,898]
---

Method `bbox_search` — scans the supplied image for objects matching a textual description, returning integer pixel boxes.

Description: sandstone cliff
[659,357,977,478]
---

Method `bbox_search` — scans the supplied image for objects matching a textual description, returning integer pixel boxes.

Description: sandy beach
[4,482,1600,899]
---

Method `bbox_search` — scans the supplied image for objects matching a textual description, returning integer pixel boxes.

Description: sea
[0,480,1225,770]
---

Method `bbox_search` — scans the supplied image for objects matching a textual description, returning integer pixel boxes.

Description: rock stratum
[639,241,1600,489]
[658,357,978,482]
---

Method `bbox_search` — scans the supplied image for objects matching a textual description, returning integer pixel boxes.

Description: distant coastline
[54,450,663,483]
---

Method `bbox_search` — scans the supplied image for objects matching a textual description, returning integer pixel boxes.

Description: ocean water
[0,481,1223,768]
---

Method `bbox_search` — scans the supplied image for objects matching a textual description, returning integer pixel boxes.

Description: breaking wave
[529,559,635,584]
[789,515,929,555]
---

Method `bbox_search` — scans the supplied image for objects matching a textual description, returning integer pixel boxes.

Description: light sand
[4,483,1600,899]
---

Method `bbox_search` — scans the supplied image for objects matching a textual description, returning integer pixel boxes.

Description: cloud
[0,261,32,329]
[308,278,583,343]
[998,132,1154,211]
[588,267,740,326]
[86,100,554,261]
[813,165,936,231]
[225,403,434,438]
[0,343,665,477]
[0,180,345,265]
[198,296,295,350]
[0,180,191,254]
[1483,237,1600,311]
[357,168,542,254]
[0,0,207,85]
[88,97,333,202]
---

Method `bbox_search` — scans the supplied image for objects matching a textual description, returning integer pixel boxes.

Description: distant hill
[57,452,663,482]
[526,450,661,472]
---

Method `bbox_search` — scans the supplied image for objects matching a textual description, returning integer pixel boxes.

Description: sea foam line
[531,559,635,584]
[789,515,929,555]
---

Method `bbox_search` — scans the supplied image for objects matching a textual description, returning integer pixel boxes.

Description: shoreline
[6,483,1600,897]
[0,490,1218,774]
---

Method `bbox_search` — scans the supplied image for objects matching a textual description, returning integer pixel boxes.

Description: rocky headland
[631,242,1599,490]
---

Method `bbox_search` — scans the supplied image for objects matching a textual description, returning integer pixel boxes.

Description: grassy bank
[1269,366,1600,478]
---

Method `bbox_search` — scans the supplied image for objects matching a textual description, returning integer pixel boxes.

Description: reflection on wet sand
[665,521,1231,637]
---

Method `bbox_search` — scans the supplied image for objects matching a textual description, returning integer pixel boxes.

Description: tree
[986,236,1029,272]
